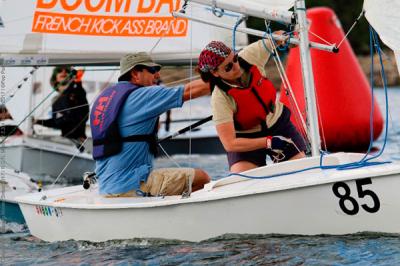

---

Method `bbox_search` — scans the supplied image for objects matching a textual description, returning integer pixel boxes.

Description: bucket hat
[119,52,161,79]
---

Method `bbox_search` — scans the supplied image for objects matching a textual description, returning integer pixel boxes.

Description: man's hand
[266,135,295,153]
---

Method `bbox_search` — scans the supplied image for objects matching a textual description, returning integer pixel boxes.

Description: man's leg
[145,168,210,196]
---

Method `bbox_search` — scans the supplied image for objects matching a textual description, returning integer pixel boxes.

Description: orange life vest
[221,63,276,130]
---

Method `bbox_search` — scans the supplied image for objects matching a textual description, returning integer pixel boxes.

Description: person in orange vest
[34,66,89,149]
[197,34,306,173]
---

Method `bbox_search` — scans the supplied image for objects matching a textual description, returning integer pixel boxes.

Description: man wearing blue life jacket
[91,52,211,197]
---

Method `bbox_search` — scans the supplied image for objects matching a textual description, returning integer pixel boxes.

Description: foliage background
[247,0,370,54]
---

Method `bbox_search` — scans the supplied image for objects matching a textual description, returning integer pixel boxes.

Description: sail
[396,52,400,79]
[0,0,248,66]
[3,67,34,134]
[364,0,400,75]
[247,0,294,11]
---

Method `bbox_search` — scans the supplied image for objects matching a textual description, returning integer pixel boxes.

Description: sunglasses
[223,53,239,73]
[143,66,160,74]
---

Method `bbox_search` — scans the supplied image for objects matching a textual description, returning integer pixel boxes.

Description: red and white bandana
[198,41,231,73]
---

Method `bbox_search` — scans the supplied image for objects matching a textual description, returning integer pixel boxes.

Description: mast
[174,0,331,156]
[295,0,321,156]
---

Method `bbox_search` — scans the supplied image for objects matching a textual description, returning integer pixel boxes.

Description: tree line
[247,0,371,55]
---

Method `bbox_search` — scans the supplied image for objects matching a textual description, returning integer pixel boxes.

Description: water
[1,88,400,265]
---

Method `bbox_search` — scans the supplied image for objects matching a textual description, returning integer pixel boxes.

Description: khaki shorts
[105,168,195,198]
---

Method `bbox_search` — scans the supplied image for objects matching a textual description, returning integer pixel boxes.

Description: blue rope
[261,30,275,56]
[232,16,244,52]
[365,27,390,161]
[233,26,391,180]
[204,7,240,18]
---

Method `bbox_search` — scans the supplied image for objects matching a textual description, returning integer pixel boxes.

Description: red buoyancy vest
[226,65,276,130]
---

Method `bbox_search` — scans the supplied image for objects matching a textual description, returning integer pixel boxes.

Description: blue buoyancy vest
[90,82,158,159]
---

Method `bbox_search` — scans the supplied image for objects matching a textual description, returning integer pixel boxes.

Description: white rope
[308,30,334,46]
[157,144,181,167]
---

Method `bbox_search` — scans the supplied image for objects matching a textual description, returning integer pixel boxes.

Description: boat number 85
[332,178,380,215]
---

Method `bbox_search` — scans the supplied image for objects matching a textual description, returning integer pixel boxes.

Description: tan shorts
[105,168,195,198]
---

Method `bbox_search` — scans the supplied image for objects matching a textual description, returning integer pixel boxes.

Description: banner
[0,0,248,56]
[32,0,187,37]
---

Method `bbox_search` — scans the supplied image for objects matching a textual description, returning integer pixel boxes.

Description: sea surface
[1,88,400,265]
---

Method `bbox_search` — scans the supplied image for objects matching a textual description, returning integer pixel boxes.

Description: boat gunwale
[16,157,400,209]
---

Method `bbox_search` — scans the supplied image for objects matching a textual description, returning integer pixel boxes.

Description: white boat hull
[4,136,94,182]
[16,153,400,242]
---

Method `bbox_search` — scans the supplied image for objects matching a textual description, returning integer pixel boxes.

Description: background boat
[0,168,38,224]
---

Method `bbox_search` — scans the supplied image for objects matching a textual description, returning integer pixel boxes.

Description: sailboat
[1,65,95,182]
[0,168,39,224]
[11,0,400,242]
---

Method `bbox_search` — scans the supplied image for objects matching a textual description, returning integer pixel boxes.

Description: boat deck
[16,153,400,209]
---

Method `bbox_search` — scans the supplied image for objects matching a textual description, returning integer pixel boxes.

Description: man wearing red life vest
[197,33,306,173]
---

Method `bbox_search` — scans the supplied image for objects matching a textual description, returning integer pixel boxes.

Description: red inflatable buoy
[280,7,383,152]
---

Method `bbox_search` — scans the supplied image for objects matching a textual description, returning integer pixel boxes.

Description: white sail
[0,0,249,131]
[396,51,400,78]
[0,0,247,65]
[364,0,400,76]
[247,0,294,11]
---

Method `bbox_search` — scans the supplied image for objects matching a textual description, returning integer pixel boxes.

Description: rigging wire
[0,89,56,144]
[234,25,391,180]
[261,23,310,151]
[188,1,194,166]
[4,66,39,104]
[49,70,117,188]
[152,1,198,162]
[0,69,78,143]
[337,10,365,48]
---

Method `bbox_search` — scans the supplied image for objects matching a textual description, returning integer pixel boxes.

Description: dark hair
[50,66,72,88]
[117,65,148,82]
[118,71,131,82]
[195,66,218,83]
